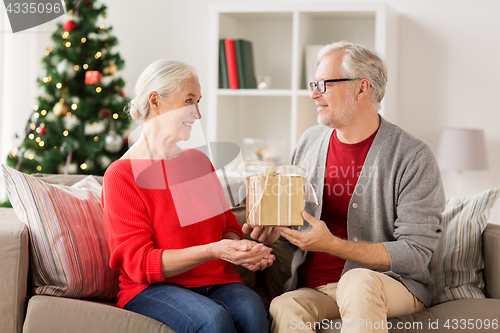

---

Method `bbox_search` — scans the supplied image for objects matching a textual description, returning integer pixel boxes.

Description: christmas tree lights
[6,0,130,176]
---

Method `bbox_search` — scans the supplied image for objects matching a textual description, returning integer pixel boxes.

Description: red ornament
[120,91,126,97]
[85,71,103,85]
[63,20,78,32]
[39,127,47,135]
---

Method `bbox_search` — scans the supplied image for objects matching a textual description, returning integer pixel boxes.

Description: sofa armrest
[0,208,30,333]
[483,223,500,299]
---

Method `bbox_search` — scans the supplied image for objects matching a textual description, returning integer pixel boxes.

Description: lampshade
[436,127,488,171]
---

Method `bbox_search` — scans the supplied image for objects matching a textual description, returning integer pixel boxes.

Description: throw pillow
[31,173,104,186]
[430,187,500,305]
[2,165,119,300]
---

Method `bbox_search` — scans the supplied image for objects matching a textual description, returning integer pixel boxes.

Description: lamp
[436,127,488,195]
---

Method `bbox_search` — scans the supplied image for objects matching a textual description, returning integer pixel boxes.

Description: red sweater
[102,149,243,308]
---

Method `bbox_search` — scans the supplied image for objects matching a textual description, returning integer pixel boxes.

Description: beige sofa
[2,174,500,333]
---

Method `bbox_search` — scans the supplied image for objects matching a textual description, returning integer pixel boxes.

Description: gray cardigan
[285,116,445,307]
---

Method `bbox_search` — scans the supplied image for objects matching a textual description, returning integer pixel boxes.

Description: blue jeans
[124,282,270,333]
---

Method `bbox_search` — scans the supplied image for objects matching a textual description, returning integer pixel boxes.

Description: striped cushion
[2,165,119,299]
[430,188,500,305]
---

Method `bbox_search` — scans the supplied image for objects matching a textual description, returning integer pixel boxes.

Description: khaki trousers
[269,268,425,333]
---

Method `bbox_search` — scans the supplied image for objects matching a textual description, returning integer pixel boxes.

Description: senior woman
[102,59,273,333]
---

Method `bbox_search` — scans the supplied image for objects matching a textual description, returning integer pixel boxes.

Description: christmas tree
[6,0,130,176]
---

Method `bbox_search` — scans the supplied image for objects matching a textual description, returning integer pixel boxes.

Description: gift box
[246,171,306,226]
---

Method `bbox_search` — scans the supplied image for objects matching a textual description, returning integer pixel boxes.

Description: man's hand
[279,211,391,271]
[277,211,339,253]
[242,224,281,245]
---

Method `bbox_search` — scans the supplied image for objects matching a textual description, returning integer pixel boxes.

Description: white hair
[127,59,198,122]
[317,41,387,109]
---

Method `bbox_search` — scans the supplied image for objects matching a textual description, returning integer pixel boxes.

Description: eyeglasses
[309,78,362,94]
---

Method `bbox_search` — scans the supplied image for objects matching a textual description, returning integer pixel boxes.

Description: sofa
[1,172,500,333]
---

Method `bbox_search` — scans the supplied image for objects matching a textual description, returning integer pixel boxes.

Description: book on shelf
[219,38,257,89]
[219,39,229,88]
[224,39,239,89]
[235,39,257,89]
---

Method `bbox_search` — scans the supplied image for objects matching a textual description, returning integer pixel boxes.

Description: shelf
[218,11,293,90]
[208,2,398,158]
[297,89,312,96]
[217,89,311,97]
[217,89,293,96]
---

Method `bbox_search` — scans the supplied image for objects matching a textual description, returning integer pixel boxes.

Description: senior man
[244,41,445,333]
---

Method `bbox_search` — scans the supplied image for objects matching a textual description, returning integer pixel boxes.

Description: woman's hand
[241,253,275,271]
[211,239,274,269]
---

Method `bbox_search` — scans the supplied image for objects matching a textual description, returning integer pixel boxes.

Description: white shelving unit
[207,2,398,164]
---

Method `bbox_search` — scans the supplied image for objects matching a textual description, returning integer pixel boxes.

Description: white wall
[1,0,500,221]
[392,0,500,222]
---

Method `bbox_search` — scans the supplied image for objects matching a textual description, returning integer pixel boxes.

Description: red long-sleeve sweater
[102,149,243,308]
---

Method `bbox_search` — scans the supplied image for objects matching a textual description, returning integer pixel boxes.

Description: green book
[235,39,257,89]
[219,39,229,89]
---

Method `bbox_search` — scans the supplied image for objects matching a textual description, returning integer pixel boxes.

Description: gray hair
[317,41,387,109]
[127,59,198,122]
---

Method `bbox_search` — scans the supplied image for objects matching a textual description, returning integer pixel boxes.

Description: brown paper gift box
[246,173,305,226]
